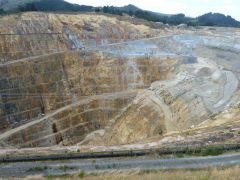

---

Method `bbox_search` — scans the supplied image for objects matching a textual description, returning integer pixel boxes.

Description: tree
[0,8,6,15]
[94,8,101,12]
[18,3,37,12]
[103,6,109,13]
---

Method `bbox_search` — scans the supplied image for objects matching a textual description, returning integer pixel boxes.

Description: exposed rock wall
[1,12,240,148]
[0,49,175,147]
[0,12,158,63]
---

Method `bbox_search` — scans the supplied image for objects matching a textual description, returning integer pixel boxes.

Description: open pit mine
[1,12,240,153]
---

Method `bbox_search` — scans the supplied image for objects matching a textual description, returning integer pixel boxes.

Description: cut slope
[0,12,240,149]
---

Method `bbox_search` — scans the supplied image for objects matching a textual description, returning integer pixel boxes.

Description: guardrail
[1,143,240,163]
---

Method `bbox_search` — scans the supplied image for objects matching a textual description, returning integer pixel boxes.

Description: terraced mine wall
[1,12,240,149]
[0,12,157,63]
[0,48,176,147]
[0,12,163,147]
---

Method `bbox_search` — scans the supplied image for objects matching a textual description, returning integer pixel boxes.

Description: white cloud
[223,0,233,3]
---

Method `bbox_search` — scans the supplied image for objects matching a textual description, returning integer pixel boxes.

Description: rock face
[0,12,240,148]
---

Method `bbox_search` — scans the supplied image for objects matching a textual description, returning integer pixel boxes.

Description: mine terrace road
[1,33,233,67]
[1,152,240,178]
[0,90,137,141]
[0,34,175,67]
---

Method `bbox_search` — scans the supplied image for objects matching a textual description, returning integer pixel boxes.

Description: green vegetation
[46,174,57,179]
[1,1,239,27]
[94,163,117,169]
[95,165,100,169]
[176,153,184,158]
[40,166,240,180]
[26,166,47,172]
[209,114,217,120]
[0,8,6,15]
[78,170,85,178]
[158,128,163,135]
[201,149,224,156]
[90,172,98,176]
[139,169,158,175]
[186,151,194,156]
[209,112,221,120]
[95,6,240,27]
[182,148,225,157]
[0,0,38,11]
[107,163,117,169]
[1,0,93,15]
[197,12,240,27]
[102,6,122,16]
[46,174,73,179]
[59,165,75,172]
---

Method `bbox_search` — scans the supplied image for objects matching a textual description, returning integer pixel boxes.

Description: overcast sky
[65,0,240,20]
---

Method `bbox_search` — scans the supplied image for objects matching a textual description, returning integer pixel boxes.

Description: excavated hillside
[1,12,240,150]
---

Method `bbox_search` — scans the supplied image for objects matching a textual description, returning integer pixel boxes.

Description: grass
[107,163,117,169]
[46,174,73,179]
[209,112,221,121]
[187,149,224,157]
[176,153,184,158]
[201,149,224,156]
[78,170,85,178]
[95,163,117,169]
[139,169,158,175]
[95,165,100,169]
[209,114,217,120]
[174,148,225,158]
[9,165,240,180]
[26,166,47,172]
[59,165,75,171]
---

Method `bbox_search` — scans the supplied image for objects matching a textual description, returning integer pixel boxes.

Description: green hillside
[0,0,40,11]
[0,1,239,27]
[0,0,93,13]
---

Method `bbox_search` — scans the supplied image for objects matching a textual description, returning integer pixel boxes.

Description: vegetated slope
[100,6,240,27]
[30,0,93,12]
[0,0,93,13]
[1,1,240,27]
[0,0,40,11]
[198,13,240,27]
[0,12,240,149]
[117,4,141,13]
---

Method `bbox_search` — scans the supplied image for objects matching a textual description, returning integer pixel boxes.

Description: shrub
[176,153,184,158]
[78,170,85,178]
[26,166,45,172]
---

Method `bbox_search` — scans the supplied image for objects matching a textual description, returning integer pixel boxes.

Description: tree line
[0,1,239,27]
[96,6,240,27]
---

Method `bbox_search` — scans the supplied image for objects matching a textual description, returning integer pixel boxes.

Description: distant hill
[99,5,240,27]
[0,0,40,11]
[0,0,93,13]
[116,4,171,17]
[197,13,240,27]
[118,4,140,13]
[32,0,93,12]
[0,1,239,27]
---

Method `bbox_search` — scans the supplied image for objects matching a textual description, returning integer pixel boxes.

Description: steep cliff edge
[0,12,240,149]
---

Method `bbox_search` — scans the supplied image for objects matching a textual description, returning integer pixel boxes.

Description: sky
[65,0,240,20]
